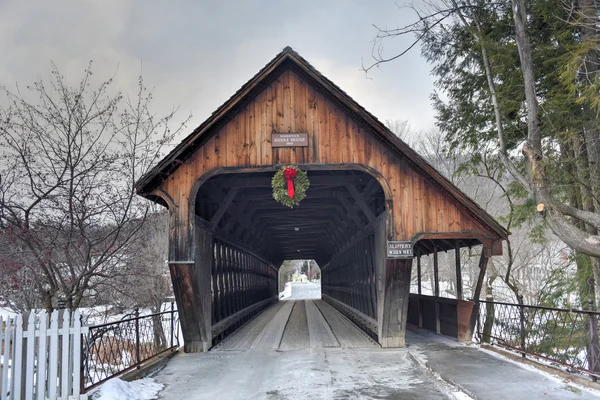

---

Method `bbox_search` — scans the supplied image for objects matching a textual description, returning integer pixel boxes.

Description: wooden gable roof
[136,47,508,240]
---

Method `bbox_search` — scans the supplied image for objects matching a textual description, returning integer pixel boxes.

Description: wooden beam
[455,240,463,300]
[215,175,367,189]
[196,216,276,269]
[333,192,364,228]
[416,248,422,296]
[214,188,343,201]
[346,184,376,223]
[208,186,267,248]
[439,239,454,252]
[210,187,239,227]
[433,243,439,297]
[433,242,440,335]
[472,249,490,302]
[326,222,375,264]
[225,199,250,233]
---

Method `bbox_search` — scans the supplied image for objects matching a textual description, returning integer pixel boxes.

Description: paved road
[156,347,457,399]
[285,282,321,300]
[155,284,600,399]
[407,329,599,400]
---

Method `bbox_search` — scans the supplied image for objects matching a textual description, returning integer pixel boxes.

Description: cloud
[0,0,436,142]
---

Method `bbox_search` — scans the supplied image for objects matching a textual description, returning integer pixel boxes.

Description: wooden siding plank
[329,105,342,163]
[306,83,319,162]
[316,91,330,163]
[294,74,308,163]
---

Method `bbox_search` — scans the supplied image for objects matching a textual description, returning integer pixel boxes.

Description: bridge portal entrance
[278,261,321,300]
[135,47,507,352]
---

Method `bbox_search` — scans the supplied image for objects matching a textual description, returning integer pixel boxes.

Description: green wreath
[271,165,310,208]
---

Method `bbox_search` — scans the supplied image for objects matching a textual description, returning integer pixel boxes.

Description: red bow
[283,167,298,198]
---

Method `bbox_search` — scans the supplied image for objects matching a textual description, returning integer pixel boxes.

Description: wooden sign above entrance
[271,132,309,147]
[387,241,414,259]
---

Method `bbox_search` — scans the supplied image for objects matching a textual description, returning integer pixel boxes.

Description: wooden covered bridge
[135,47,507,352]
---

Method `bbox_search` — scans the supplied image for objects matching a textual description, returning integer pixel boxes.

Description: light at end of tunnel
[294,227,300,231]
[297,249,300,252]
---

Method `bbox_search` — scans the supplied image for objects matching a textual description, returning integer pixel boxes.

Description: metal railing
[475,298,600,379]
[81,304,180,392]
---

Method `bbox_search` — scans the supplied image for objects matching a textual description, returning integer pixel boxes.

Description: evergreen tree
[368,0,600,300]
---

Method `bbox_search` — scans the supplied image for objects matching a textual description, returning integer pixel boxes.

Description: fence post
[518,295,526,358]
[170,302,175,348]
[135,308,141,369]
[476,302,481,342]
[588,299,598,382]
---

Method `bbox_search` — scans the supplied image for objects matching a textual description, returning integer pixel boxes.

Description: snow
[93,378,163,400]
[82,302,177,326]
[279,282,292,299]
[452,391,474,400]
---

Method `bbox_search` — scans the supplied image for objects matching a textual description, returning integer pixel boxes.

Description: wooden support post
[166,204,208,352]
[373,211,412,347]
[380,258,412,347]
[168,214,214,353]
[374,213,388,344]
[457,248,491,343]
[417,249,422,295]
[455,240,463,301]
[195,227,213,351]
[433,243,440,335]
[416,250,423,328]
[433,243,439,297]
[169,260,205,352]
[472,248,490,303]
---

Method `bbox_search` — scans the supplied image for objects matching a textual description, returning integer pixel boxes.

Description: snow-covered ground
[279,282,292,299]
[82,302,177,326]
[279,281,321,300]
[92,378,163,400]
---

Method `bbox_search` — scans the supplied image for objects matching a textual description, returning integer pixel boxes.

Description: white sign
[387,241,414,259]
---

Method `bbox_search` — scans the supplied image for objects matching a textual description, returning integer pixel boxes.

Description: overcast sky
[0,1,436,143]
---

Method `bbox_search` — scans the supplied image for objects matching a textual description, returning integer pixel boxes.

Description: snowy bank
[93,378,163,400]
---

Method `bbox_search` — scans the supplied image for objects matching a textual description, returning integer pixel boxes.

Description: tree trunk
[578,0,600,284]
[578,0,600,212]
[482,281,495,344]
[511,0,600,257]
[152,305,167,349]
[576,252,597,306]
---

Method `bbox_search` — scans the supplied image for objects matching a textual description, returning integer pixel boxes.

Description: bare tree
[97,210,172,313]
[384,118,411,141]
[411,129,572,306]
[0,63,189,312]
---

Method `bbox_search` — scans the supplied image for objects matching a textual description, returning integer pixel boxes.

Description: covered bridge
[135,47,507,352]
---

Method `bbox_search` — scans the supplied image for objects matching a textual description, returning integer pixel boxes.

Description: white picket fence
[0,310,89,400]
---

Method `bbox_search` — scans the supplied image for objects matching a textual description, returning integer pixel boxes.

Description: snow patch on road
[93,378,163,400]
[452,391,474,400]
[279,282,292,299]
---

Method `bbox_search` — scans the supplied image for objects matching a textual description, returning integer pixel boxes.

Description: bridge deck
[214,299,377,350]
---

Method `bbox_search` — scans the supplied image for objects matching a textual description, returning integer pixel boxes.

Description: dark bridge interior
[195,169,386,267]
[194,169,387,345]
